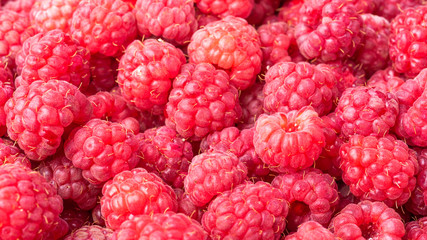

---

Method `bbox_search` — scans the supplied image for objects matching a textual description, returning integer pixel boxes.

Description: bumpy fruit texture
[64,118,139,184]
[263,61,337,116]
[373,0,423,21]
[0,138,30,167]
[5,80,92,160]
[70,0,137,57]
[395,68,426,113]
[174,188,204,222]
[0,60,14,136]
[405,217,427,240]
[60,207,91,233]
[112,212,208,240]
[367,67,405,93]
[405,148,427,217]
[278,0,303,27]
[3,0,36,16]
[246,0,280,25]
[117,39,186,115]
[284,221,334,240]
[188,16,262,90]
[238,82,265,129]
[100,168,178,230]
[86,54,118,93]
[272,169,339,232]
[0,164,63,240]
[254,107,326,173]
[64,225,113,240]
[331,201,405,239]
[165,63,242,140]
[195,0,254,18]
[202,181,289,240]
[184,151,248,207]
[340,134,419,206]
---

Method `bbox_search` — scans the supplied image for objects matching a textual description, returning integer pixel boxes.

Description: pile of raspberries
[1,0,427,239]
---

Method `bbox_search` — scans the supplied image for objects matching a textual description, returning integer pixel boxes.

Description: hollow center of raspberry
[285,122,299,132]
[290,201,310,216]
[361,223,379,239]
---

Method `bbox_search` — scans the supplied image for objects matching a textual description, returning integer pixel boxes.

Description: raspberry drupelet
[405,217,427,240]
[246,0,280,26]
[284,221,334,240]
[86,54,118,93]
[367,67,405,94]
[64,225,113,240]
[194,0,254,19]
[238,82,265,129]
[174,188,204,222]
[0,138,30,167]
[406,148,427,217]
[373,0,423,21]
[0,60,14,137]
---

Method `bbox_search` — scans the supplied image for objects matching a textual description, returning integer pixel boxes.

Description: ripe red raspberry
[165,63,242,140]
[405,217,427,240]
[389,5,427,77]
[136,126,193,188]
[174,188,204,221]
[15,29,90,89]
[373,0,423,21]
[5,80,92,160]
[188,16,262,90]
[367,67,405,93]
[0,164,63,240]
[238,82,265,129]
[295,0,362,62]
[29,0,80,33]
[335,86,399,137]
[133,0,197,45]
[64,118,139,184]
[100,168,178,230]
[3,0,35,16]
[278,0,303,27]
[330,200,405,239]
[347,0,376,14]
[60,206,91,233]
[195,0,254,18]
[254,107,326,173]
[200,127,270,180]
[70,0,137,57]
[395,69,426,114]
[263,62,337,116]
[284,221,334,240]
[272,169,339,232]
[184,151,247,207]
[112,212,208,240]
[340,134,419,206]
[202,181,289,239]
[117,39,186,115]
[64,225,113,240]
[195,11,220,28]
[38,151,102,210]
[246,0,280,26]
[86,54,118,94]
[405,148,427,216]
[0,10,36,61]
[0,61,14,136]
[0,138,30,167]
[92,204,105,226]
[335,181,360,214]
[352,14,390,76]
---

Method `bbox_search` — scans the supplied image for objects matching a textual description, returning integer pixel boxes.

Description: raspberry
[352,14,390,76]
[238,82,265,129]
[284,221,334,240]
[202,181,289,239]
[184,151,247,207]
[294,0,362,62]
[60,206,91,233]
[373,0,423,21]
[405,217,427,240]
[0,138,30,167]
[70,0,137,57]
[45,218,69,240]
[64,118,139,184]
[3,0,35,16]
[195,0,254,18]
[254,107,326,173]
[335,86,399,137]
[37,151,102,210]
[263,62,337,116]
[271,169,339,232]
[330,200,405,239]
[257,21,292,71]
[389,5,427,77]
[133,0,197,45]
[29,0,80,33]
[200,127,270,180]
[112,212,208,240]
[188,16,262,90]
[136,126,193,188]
[5,80,92,160]
[174,188,204,221]
[64,225,113,240]
[278,0,303,27]
[0,61,14,136]
[100,168,178,230]
[195,11,220,28]
[340,134,419,206]
[165,63,242,140]
[117,39,186,115]
[92,204,105,226]
[367,67,405,93]
[347,0,376,14]
[405,148,427,216]
[0,164,63,240]
[86,54,118,94]
[246,0,280,26]
[335,181,360,214]
[15,29,91,89]
[395,69,426,114]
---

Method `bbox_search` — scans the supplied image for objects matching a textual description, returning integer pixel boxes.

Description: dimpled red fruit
[0,164,63,240]
[0,138,30,167]
[112,212,208,240]
[335,86,399,137]
[246,0,280,25]
[60,206,91,232]
[202,181,288,239]
[278,0,303,27]
[294,0,362,62]
[69,0,137,57]
[174,188,204,221]
[165,63,242,140]
[64,225,113,240]
[15,29,90,89]
[136,126,193,188]
[5,80,92,160]
[340,134,419,206]
[117,39,186,115]
[184,151,247,207]
[100,168,178,230]
[0,60,14,136]
[367,67,405,93]
[133,0,197,45]
[330,200,405,240]
[263,61,337,116]
[389,5,427,77]
[3,0,36,16]
[188,16,262,90]
[272,169,339,232]
[195,0,254,18]
[373,0,423,21]
[405,217,427,240]
[238,82,265,129]
[86,54,118,93]
[253,106,325,173]
[405,148,427,216]
[284,221,334,240]
[64,118,139,184]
